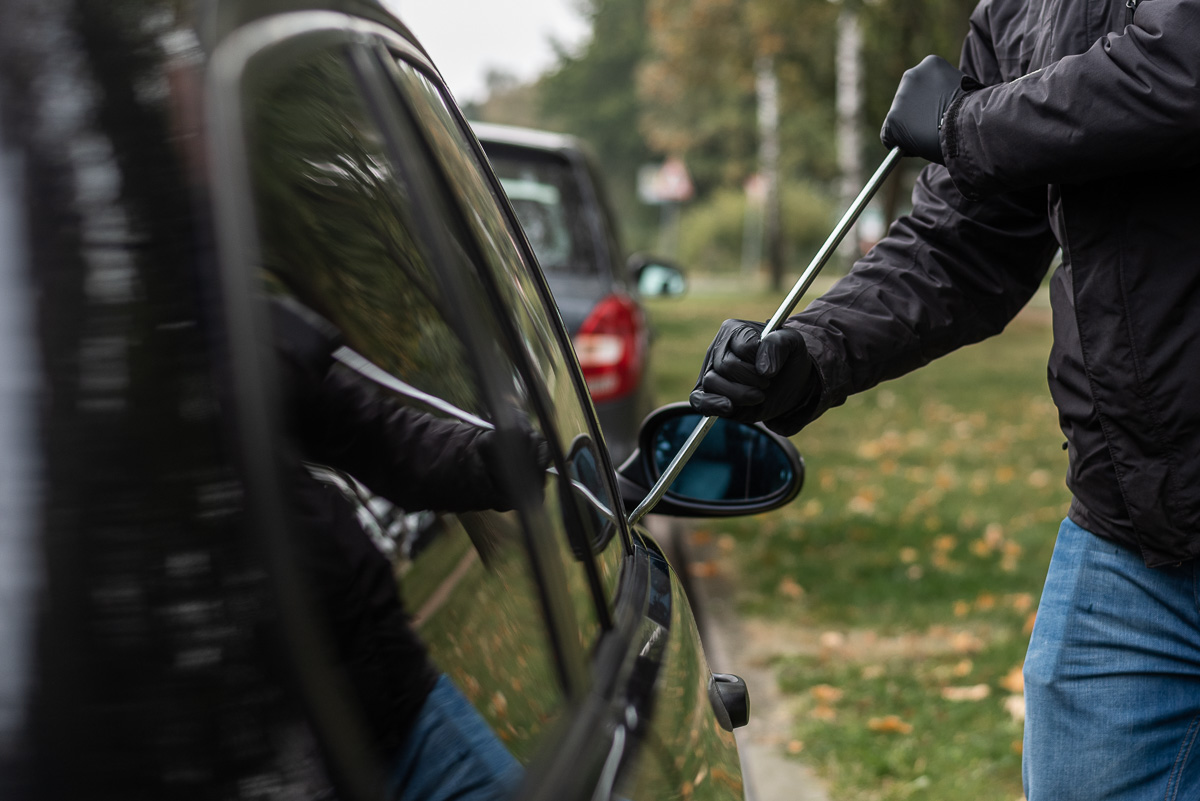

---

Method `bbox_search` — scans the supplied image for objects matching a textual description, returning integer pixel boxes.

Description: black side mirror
[628,254,686,298]
[617,403,804,518]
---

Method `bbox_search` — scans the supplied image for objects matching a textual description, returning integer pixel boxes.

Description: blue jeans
[1023,518,1200,800]
[389,674,523,801]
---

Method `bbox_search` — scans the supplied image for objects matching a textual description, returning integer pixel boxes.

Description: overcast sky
[395,0,591,105]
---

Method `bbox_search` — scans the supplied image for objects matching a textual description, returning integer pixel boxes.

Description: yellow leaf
[1000,664,1025,694]
[810,684,844,703]
[941,684,990,702]
[933,535,958,553]
[778,576,805,598]
[786,740,805,754]
[867,715,913,734]
[811,705,837,722]
[899,547,919,563]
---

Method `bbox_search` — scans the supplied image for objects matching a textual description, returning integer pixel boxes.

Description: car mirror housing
[617,403,803,518]
[628,254,687,298]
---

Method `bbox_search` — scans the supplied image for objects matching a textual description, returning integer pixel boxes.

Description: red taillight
[574,293,645,403]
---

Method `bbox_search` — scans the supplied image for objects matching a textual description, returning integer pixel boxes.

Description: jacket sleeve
[767,166,1058,434]
[763,17,1060,435]
[298,367,512,513]
[942,0,1200,197]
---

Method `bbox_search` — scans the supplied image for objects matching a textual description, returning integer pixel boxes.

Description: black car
[473,123,682,464]
[0,3,803,800]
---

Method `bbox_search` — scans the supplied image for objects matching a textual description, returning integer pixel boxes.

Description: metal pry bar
[626,147,903,528]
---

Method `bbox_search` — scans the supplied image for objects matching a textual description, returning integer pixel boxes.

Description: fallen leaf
[690,530,713,546]
[819,631,845,649]
[1008,593,1034,613]
[975,593,997,611]
[933,535,958,553]
[899,547,919,564]
[1000,665,1025,694]
[952,659,974,677]
[868,715,913,734]
[951,631,984,653]
[861,664,886,680]
[953,600,970,617]
[778,576,804,599]
[786,740,805,754]
[1004,695,1026,722]
[688,561,719,578]
[810,684,844,703]
[811,705,837,722]
[941,684,990,701]
[847,493,876,515]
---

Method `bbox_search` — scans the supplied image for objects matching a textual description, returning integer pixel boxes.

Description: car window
[386,57,630,610]
[482,147,599,277]
[240,44,593,782]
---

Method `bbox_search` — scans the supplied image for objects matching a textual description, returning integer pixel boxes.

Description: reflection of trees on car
[251,53,480,415]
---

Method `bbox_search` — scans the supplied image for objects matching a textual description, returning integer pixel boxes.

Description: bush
[675,180,837,274]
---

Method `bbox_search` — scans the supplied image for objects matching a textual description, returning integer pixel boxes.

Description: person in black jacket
[691,2,1200,799]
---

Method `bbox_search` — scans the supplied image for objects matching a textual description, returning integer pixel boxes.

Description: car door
[373,38,746,801]
[207,14,617,798]
[208,12,743,801]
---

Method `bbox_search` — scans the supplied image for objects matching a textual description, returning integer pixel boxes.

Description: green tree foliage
[537,0,660,245]
[639,0,841,193]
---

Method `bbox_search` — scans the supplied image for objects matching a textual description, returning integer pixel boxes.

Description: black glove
[690,319,816,425]
[880,55,981,164]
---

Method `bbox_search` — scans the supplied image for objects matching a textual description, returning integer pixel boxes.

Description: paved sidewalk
[648,517,831,801]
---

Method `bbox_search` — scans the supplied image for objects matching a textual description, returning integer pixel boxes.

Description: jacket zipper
[1126,0,1140,25]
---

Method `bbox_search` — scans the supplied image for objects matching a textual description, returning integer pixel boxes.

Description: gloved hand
[690,319,816,425]
[880,55,981,164]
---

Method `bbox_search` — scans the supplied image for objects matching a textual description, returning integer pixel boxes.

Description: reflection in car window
[485,149,598,276]
[388,59,629,615]
[243,47,580,796]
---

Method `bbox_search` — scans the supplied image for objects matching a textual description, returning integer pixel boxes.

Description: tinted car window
[387,58,629,609]
[241,45,586,781]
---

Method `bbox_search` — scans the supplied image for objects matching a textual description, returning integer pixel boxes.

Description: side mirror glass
[629,254,686,298]
[652,412,795,503]
[617,403,803,518]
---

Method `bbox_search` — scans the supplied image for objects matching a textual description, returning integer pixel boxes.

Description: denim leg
[389,674,523,801]
[1023,518,1200,801]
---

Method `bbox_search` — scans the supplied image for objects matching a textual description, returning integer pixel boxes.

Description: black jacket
[778,0,1200,566]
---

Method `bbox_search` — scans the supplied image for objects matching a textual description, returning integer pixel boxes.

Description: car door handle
[709,672,750,731]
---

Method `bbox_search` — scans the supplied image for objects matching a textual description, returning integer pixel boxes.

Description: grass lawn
[645,278,1070,801]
